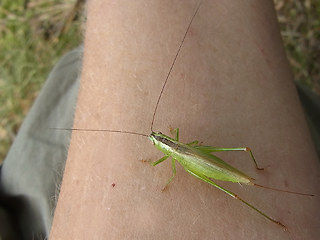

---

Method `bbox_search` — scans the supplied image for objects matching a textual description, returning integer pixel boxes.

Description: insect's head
[148,132,164,145]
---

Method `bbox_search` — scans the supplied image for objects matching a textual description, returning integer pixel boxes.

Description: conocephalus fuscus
[54,1,314,230]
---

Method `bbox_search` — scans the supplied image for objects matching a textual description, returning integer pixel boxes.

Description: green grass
[275,0,320,92]
[0,0,83,163]
[275,0,320,157]
[0,0,319,163]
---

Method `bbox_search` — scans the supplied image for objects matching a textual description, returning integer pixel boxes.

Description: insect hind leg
[194,146,263,170]
[185,169,287,229]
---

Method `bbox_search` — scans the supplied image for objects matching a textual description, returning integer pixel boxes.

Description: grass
[0,0,319,163]
[0,0,84,163]
[275,0,320,93]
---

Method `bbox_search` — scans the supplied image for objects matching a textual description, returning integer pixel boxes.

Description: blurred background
[0,0,319,164]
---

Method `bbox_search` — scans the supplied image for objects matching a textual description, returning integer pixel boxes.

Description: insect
[55,1,314,230]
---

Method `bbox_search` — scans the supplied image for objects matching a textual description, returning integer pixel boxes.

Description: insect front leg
[170,127,199,146]
[170,127,179,141]
[141,155,169,166]
[145,154,177,191]
[161,158,177,192]
[186,140,199,146]
[194,146,264,170]
[150,155,169,166]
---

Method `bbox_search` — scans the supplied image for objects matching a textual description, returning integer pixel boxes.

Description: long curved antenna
[150,1,202,132]
[50,127,148,138]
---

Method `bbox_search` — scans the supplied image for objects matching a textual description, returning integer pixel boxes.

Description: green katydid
[55,1,314,230]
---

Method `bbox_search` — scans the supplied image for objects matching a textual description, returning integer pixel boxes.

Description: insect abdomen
[174,150,252,184]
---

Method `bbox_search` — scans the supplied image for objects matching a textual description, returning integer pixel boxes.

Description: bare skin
[50,1,320,239]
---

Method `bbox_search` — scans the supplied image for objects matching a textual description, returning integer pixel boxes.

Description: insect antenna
[53,2,202,137]
[253,183,314,197]
[50,127,148,138]
[150,1,202,132]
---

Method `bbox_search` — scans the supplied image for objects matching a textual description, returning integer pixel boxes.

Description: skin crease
[50,1,320,239]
